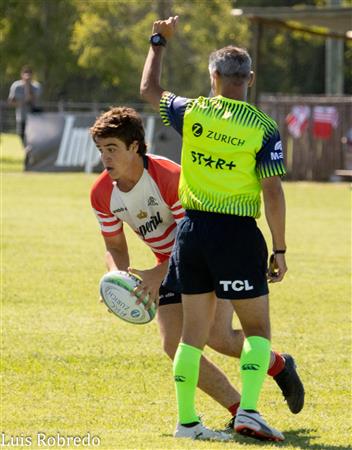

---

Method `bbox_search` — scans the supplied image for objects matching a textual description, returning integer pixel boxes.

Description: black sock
[181,421,200,428]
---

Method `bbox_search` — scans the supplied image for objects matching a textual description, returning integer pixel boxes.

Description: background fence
[260,95,352,181]
[1,95,351,180]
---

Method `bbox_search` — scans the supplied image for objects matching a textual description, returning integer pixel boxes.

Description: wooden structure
[259,95,352,181]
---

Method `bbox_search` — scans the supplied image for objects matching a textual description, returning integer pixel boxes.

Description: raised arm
[140,15,179,110]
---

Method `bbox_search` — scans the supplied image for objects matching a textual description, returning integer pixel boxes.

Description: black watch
[149,33,167,47]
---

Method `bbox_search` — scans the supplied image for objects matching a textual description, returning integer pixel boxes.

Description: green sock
[239,336,271,411]
[173,342,202,424]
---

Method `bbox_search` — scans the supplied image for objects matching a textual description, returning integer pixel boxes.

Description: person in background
[8,65,42,146]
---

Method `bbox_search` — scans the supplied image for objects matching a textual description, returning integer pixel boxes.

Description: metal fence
[0,100,151,134]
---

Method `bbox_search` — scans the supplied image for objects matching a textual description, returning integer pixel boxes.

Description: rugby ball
[99,270,156,324]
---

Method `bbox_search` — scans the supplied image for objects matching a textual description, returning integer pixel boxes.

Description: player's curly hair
[90,106,147,155]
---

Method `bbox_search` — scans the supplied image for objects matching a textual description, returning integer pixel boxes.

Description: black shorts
[163,210,269,300]
[158,284,181,307]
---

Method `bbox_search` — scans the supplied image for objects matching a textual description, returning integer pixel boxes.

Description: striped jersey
[90,154,184,263]
[160,92,286,218]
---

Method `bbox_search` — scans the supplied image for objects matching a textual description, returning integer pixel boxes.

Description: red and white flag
[286,106,310,139]
[313,106,338,140]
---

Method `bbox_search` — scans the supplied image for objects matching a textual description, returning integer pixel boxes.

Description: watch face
[150,34,165,46]
[152,35,161,44]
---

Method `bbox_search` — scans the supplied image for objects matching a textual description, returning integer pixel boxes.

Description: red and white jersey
[90,154,185,263]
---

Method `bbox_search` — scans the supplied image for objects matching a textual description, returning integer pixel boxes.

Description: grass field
[1,133,351,450]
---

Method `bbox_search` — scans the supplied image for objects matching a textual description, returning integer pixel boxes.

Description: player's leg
[164,213,230,440]
[173,291,229,440]
[157,300,241,410]
[206,286,304,415]
[232,295,284,441]
[207,299,243,357]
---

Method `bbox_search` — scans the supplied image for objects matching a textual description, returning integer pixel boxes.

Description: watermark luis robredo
[1,432,101,447]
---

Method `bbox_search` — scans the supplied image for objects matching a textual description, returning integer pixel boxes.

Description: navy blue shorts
[158,285,181,306]
[163,210,269,300]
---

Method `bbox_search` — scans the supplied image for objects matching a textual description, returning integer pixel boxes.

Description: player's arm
[261,176,287,282]
[103,232,130,272]
[140,16,179,110]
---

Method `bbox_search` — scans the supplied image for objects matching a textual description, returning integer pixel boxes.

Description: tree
[70,0,249,102]
[0,0,79,100]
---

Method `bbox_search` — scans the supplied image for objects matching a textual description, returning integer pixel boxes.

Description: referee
[141,15,303,443]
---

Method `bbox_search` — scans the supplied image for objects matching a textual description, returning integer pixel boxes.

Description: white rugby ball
[99,270,156,324]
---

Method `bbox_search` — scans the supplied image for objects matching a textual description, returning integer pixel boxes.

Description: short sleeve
[8,82,18,100]
[159,91,189,135]
[90,177,123,237]
[256,129,287,179]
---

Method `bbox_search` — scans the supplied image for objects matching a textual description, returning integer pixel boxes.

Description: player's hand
[152,15,179,40]
[267,253,287,283]
[128,266,164,309]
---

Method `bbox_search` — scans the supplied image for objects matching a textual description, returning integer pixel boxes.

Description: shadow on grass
[281,428,351,450]
[161,429,351,449]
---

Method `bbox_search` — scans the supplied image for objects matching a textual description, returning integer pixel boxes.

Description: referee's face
[95,136,139,181]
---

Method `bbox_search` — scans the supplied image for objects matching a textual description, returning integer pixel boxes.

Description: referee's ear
[248,71,255,87]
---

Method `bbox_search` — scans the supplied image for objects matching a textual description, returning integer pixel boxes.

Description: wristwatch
[149,33,167,47]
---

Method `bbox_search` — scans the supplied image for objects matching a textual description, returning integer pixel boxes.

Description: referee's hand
[268,253,287,283]
[152,16,179,39]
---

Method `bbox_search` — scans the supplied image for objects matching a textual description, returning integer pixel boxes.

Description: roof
[231,6,352,39]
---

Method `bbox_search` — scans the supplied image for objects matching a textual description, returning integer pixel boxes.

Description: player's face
[95,137,139,181]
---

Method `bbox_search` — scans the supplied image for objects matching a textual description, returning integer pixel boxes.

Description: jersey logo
[271,140,283,160]
[138,212,163,238]
[113,207,128,213]
[137,210,148,219]
[147,196,159,206]
[191,151,236,170]
[192,122,203,137]
[206,130,245,147]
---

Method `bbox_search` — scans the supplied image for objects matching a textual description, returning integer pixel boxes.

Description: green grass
[0,133,24,172]
[1,133,351,449]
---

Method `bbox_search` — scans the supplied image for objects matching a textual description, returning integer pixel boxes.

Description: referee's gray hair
[208,46,252,84]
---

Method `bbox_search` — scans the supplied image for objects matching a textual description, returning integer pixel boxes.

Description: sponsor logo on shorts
[241,363,260,370]
[219,280,254,292]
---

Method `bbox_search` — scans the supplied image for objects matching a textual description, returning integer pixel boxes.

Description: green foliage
[0,0,79,99]
[0,0,351,102]
[69,0,247,100]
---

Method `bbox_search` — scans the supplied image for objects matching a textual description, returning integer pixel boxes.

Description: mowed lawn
[1,134,351,450]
